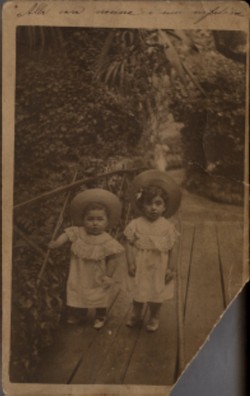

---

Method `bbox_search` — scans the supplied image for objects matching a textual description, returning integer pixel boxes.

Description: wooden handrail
[14,167,146,211]
[37,169,79,284]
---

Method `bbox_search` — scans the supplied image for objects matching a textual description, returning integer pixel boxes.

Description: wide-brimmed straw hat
[70,189,122,227]
[129,170,181,218]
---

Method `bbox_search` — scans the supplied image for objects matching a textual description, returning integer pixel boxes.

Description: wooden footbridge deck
[32,220,245,386]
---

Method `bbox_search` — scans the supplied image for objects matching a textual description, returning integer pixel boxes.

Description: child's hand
[102,275,114,289]
[48,233,68,250]
[48,240,61,250]
[128,264,136,277]
[165,268,173,284]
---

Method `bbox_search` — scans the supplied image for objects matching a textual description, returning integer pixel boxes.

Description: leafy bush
[15,28,145,197]
[169,49,246,204]
[11,184,73,382]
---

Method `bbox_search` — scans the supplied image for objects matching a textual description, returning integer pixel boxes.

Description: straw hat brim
[70,189,122,227]
[129,170,181,218]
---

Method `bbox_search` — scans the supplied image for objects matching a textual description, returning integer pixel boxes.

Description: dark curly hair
[136,185,169,212]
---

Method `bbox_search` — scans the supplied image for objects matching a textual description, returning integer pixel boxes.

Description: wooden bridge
[32,220,245,386]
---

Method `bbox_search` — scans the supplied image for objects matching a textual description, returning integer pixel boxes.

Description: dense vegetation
[11,27,246,381]
[169,35,246,204]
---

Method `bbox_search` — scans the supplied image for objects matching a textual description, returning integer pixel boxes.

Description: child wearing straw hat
[49,189,124,330]
[124,170,181,332]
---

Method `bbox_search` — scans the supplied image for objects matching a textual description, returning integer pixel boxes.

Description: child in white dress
[124,170,181,332]
[49,189,124,330]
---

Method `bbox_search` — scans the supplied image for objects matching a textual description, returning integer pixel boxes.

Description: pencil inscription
[59,8,85,15]
[16,2,50,17]
[14,2,245,24]
[193,6,244,24]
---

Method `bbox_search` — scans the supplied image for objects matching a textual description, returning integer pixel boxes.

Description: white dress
[64,227,124,308]
[124,217,179,303]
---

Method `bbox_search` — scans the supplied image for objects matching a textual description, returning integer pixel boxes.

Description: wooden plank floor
[33,221,244,386]
[216,222,244,305]
[183,222,225,365]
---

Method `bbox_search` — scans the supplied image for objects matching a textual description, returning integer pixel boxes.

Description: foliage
[94,29,199,132]
[15,28,144,200]
[10,241,67,381]
[212,30,247,64]
[11,197,68,381]
[169,46,246,204]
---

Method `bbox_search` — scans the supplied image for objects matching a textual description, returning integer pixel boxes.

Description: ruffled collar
[71,228,124,260]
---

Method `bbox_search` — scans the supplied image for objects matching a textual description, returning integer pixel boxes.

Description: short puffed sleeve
[64,226,79,242]
[124,219,137,243]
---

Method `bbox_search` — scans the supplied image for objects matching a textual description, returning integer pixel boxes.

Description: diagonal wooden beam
[14,168,145,211]
[37,169,78,284]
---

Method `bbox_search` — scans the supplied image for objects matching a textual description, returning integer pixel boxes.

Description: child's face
[83,209,108,235]
[143,195,166,222]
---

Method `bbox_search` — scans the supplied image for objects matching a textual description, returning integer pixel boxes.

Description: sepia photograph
[2,1,249,395]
